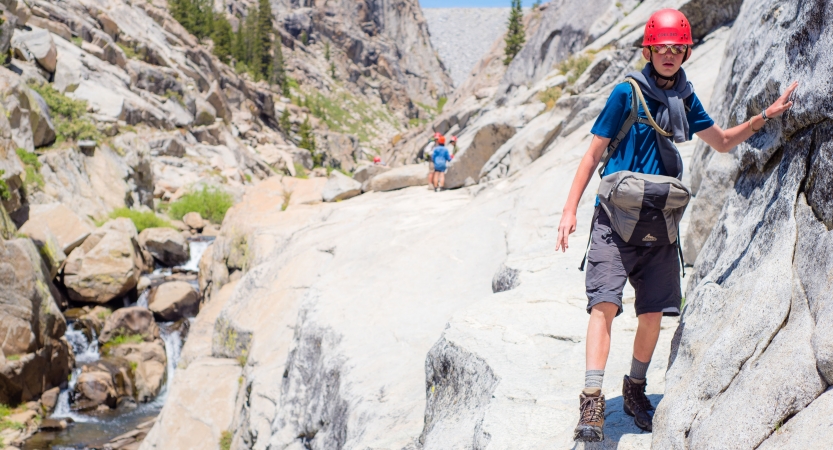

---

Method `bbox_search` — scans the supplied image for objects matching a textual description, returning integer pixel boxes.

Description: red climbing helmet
[642,9,693,46]
[450,135,457,143]
[437,135,446,145]
[373,155,381,163]
[433,132,442,141]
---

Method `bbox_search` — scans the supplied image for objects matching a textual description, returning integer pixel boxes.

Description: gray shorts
[585,208,682,317]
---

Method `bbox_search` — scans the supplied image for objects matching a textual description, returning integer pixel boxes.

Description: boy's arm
[696,81,798,152]
[555,135,611,252]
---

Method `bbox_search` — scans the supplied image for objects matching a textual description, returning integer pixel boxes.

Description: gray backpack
[579,78,691,270]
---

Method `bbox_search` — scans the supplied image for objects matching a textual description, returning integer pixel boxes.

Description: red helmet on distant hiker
[450,136,457,143]
[437,135,446,145]
[642,9,693,46]
[373,155,381,163]
[433,132,442,141]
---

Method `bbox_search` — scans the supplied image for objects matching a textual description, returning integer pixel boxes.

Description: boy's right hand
[556,212,577,252]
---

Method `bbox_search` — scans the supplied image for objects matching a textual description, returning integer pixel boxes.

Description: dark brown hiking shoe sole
[624,402,652,432]
[573,425,604,442]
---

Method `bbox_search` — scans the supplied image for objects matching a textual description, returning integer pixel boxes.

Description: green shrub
[219,431,233,450]
[28,82,101,144]
[0,170,10,201]
[293,163,308,179]
[5,354,20,361]
[167,186,234,224]
[558,54,593,84]
[0,420,24,432]
[106,208,175,233]
[437,96,448,113]
[16,148,44,189]
[117,42,138,60]
[101,332,144,355]
[539,86,563,111]
[0,404,12,418]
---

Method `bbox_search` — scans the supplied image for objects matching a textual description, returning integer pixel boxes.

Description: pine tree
[503,0,525,66]
[212,14,234,63]
[279,108,291,132]
[244,10,261,77]
[324,41,330,61]
[256,0,273,80]
[330,62,336,79]
[270,34,287,89]
[299,115,316,155]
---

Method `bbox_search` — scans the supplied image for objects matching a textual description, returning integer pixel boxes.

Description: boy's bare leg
[633,312,662,364]
[438,173,445,189]
[586,302,619,371]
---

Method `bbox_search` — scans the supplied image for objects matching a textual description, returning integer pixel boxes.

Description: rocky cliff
[654,0,833,447]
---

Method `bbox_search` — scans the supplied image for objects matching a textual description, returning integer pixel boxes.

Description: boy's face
[642,46,692,78]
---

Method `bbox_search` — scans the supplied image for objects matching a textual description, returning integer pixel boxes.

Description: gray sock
[629,357,650,381]
[585,370,604,389]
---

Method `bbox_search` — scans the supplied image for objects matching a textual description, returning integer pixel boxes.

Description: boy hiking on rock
[554,9,797,442]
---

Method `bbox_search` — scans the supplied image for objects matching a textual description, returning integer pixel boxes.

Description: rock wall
[654,0,833,447]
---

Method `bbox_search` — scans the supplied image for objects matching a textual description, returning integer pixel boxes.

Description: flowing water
[23,239,209,449]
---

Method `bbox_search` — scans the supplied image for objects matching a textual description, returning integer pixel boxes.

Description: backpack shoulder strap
[598,81,639,177]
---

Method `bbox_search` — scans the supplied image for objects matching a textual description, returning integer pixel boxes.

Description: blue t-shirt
[432,146,450,166]
[591,83,714,178]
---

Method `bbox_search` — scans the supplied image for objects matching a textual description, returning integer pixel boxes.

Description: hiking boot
[573,390,605,442]
[623,375,654,432]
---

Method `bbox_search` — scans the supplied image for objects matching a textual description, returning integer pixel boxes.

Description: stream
[22,239,212,450]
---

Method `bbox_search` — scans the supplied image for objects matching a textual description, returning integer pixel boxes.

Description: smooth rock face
[148,281,200,322]
[365,164,429,192]
[139,358,242,450]
[653,0,833,447]
[138,227,189,267]
[98,307,160,344]
[74,358,133,410]
[19,202,93,254]
[0,237,70,405]
[322,171,362,202]
[63,218,143,304]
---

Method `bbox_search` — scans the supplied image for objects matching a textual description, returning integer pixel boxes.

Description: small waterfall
[177,239,212,273]
[146,324,184,408]
[52,324,101,423]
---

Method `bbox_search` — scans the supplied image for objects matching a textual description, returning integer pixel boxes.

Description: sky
[420,0,535,7]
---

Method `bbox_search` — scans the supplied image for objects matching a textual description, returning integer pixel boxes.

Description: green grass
[167,186,234,224]
[109,334,144,346]
[0,419,25,432]
[558,53,594,85]
[0,404,12,418]
[28,82,101,145]
[129,361,138,372]
[117,42,138,60]
[96,309,112,320]
[71,36,82,47]
[5,354,20,361]
[219,430,232,450]
[16,148,44,189]
[539,86,563,111]
[105,207,175,233]
[293,163,308,179]
[437,96,448,113]
[0,170,10,201]
[304,88,398,145]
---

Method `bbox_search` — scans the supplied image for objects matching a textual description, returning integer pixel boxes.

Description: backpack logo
[642,234,657,242]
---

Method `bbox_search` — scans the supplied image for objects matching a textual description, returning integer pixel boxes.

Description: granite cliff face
[654,0,833,447]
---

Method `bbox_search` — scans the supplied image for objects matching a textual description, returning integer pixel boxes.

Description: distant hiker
[418,132,441,188]
[449,135,458,156]
[431,135,451,192]
[554,9,798,443]
[373,155,385,166]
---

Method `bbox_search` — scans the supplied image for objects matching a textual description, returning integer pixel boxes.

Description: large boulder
[11,27,57,73]
[206,81,231,121]
[365,164,429,192]
[105,339,167,403]
[19,202,93,255]
[193,97,216,127]
[138,227,189,267]
[353,164,391,184]
[73,357,134,410]
[0,237,71,405]
[148,281,199,321]
[322,171,362,202]
[99,306,160,344]
[0,67,56,150]
[445,123,516,189]
[653,0,833,448]
[63,218,144,304]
